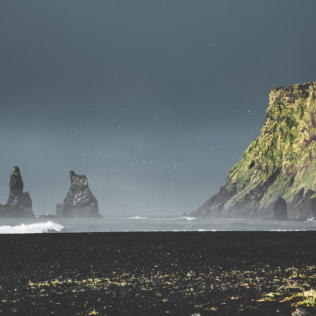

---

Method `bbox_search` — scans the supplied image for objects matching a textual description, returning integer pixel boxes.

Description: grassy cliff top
[225,81,316,208]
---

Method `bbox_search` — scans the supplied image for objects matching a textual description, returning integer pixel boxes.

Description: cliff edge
[191,81,316,221]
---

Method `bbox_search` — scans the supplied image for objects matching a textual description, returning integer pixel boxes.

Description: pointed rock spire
[56,171,102,218]
[0,166,35,218]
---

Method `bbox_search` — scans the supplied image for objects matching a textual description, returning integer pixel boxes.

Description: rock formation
[288,188,316,221]
[191,81,316,221]
[271,196,288,221]
[0,166,35,218]
[56,171,102,218]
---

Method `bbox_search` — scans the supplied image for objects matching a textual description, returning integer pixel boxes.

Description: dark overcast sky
[0,0,316,216]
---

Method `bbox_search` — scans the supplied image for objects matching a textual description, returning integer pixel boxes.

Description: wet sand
[1,231,316,315]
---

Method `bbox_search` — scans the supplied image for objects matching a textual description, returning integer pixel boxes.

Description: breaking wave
[269,229,306,232]
[180,216,197,221]
[0,221,64,234]
[128,216,147,219]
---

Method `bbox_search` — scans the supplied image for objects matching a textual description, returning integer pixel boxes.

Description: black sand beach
[1,231,316,315]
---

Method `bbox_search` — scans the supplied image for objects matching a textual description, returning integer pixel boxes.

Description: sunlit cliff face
[192,81,316,220]
[226,81,316,208]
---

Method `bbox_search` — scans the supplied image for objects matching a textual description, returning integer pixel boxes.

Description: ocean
[0,216,316,233]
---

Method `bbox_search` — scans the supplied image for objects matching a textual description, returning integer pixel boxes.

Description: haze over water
[1,217,316,234]
[1,2,316,219]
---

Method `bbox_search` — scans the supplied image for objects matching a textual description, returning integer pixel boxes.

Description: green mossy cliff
[191,81,316,220]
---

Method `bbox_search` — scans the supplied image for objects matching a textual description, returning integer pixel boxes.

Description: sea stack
[271,196,288,221]
[0,166,35,218]
[190,81,316,221]
[56,171,102,218]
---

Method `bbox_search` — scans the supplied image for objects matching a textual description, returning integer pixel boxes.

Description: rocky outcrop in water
[190,81,316,221]
[287,188,316,221]
[56,171,102,218]
[271,196,288,221]
[0,166,35,218]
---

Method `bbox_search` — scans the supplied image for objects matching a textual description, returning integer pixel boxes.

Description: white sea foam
[128,216,147,219]
[0,221,64,234]
[269,229,307,232]
[307,217,316,221]
[180,216,197,221]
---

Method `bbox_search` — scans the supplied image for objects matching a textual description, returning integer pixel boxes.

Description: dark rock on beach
[272,196,288,221]
[287,188,316,221]
[56,170,102,218]
[0,166,35,218]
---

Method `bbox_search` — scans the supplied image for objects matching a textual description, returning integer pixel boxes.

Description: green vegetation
[3,264,316,314]
[262,266,316,307]
[225,82,316,207]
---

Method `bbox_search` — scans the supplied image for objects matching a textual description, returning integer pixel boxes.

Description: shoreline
[1,231,316,315]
